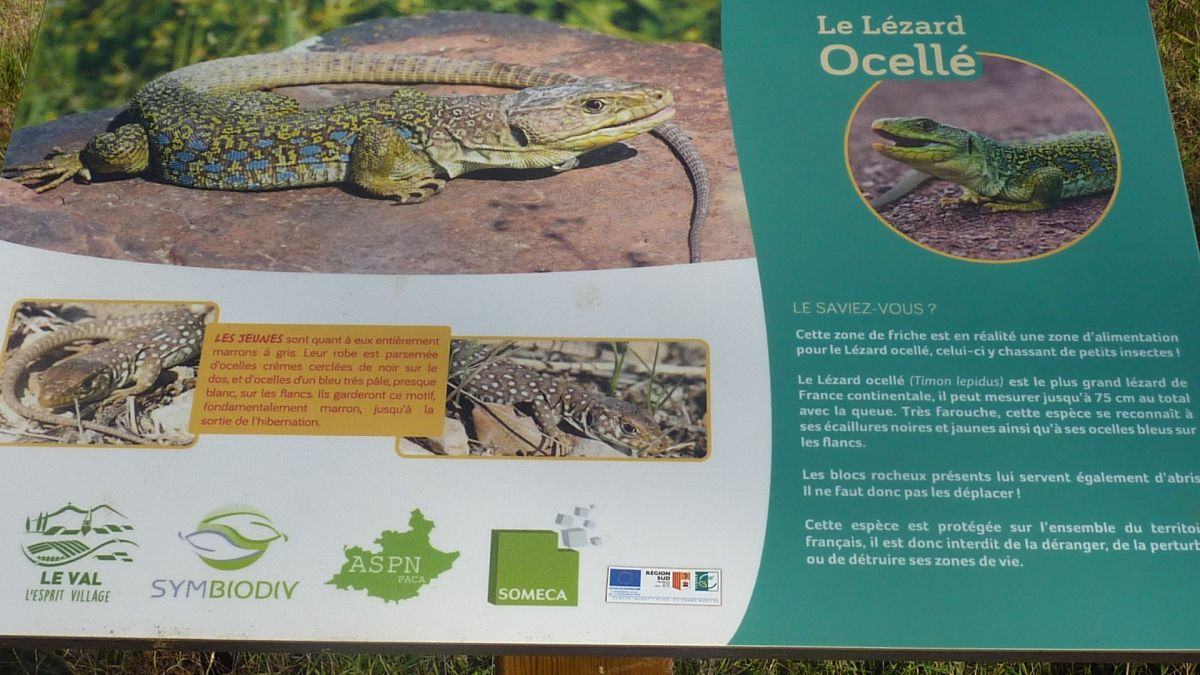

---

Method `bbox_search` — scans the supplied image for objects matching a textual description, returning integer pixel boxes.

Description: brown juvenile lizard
[0,308,208,444]
[450,342,671,457]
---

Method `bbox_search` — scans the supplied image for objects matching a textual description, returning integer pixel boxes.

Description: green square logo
[488,530,579,606]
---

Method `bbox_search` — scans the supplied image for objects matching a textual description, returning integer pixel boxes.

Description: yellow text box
[190,323,449,437]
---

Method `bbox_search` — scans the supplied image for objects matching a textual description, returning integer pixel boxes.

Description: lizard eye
[620,422,639,435]
[583,99,606,113]
[918,119,935,131]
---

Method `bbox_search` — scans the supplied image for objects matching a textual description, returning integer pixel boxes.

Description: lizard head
[586,398,673,457]
[503,79,675,154]
[871,117,989,182]
[38,359,118,409]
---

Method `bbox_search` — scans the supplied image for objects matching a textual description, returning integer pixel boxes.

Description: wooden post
[497,655,673,675]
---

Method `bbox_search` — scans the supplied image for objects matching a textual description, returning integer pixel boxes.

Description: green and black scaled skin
[7,52,675,204]
[871,116,1117,212]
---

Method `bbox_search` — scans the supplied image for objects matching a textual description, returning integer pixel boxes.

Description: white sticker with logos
[605,566,722,606]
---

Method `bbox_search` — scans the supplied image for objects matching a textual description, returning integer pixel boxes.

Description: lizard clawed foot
[551,157,579,173]
[389,179,446,205]
[939,194,986,208]
[3,149,90,193]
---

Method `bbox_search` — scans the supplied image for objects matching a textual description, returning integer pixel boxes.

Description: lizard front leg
[530,399,573,456]
[99,355,165,407]
[348,123,447,204]
[940,187,989,208]
[985,167,1065,213]
[5,124,149,192]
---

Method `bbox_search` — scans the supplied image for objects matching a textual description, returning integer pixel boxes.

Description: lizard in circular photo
[847,54,1119,262]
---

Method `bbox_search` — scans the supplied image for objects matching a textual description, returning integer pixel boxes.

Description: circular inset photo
[847,54,1119,262]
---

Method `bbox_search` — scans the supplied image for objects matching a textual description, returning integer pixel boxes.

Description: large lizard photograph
[0,3,751,274]
[847,54,1119,262]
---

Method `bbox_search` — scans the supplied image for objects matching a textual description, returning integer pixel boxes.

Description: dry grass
[0,0,43,164]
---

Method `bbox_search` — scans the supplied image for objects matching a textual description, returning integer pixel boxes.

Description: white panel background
[0,241,771,647]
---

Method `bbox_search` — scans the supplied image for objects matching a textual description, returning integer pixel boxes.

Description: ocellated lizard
[449,342,671,457]
[6,52,708,262]
[870,117,1116,212]
[0,308,207,443]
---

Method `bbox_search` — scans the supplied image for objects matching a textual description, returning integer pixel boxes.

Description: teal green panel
[724,1,1200,650]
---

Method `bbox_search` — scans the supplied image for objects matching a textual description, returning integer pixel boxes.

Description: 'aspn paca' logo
[178,506,288,570]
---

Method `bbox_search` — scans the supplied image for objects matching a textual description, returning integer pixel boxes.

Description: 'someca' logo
[23,502,136,567]
[179,506,287,571]
[488,530,579,606]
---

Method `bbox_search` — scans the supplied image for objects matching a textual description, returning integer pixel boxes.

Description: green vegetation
[0,649,496,673]
[0,0,41,161]
[3,650,1200,674]
[1151,0,1200,224]
[13,0,718,129]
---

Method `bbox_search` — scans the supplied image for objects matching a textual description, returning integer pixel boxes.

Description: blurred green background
[14,0,719,127]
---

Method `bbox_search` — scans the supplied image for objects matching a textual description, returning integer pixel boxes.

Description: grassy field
[0,0,38,160]
[4,651,1200,674]
[0,0,1199,672]
[1154,0,1200,223]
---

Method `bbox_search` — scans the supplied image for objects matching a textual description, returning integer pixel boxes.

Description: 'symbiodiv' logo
[178,506,287,571]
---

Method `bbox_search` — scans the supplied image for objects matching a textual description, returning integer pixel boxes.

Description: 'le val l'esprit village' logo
[150,506,298,601]
[22,502,136,604]
[327,509,459,603]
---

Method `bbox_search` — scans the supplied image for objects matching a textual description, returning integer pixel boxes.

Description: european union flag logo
[609,568,641,588]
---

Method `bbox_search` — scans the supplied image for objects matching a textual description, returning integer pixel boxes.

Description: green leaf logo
[179,506,287,571]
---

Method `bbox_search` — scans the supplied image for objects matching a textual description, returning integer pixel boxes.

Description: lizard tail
[653,123,709,263]
[869,169,932,210]
[162,51,709,263]
[160,52,580,93]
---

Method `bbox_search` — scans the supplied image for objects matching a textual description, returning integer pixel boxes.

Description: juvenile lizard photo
[0,302,213,445]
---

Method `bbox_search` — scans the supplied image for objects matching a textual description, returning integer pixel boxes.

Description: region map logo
[327,509,459,603]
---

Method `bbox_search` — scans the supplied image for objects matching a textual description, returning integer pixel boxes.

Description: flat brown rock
[1,12,752,274]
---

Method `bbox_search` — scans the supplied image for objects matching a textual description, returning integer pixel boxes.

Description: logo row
[21,502,720,608]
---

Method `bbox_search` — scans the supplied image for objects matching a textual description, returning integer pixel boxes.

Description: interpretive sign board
[0,0,1197,656]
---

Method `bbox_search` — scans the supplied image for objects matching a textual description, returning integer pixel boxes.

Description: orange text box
[190,323,449,437]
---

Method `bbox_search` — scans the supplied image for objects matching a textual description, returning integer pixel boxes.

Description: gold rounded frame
[845,52,1122,264]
